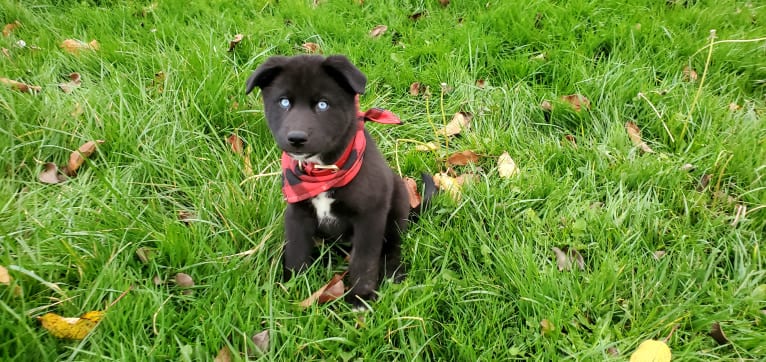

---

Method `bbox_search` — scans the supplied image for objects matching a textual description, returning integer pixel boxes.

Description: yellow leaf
[414,142,439,152]
[0,265,10,285]
[497,152,519,178]
[60,39,98,54]
[39,311,104,339]
[629,339,671,362]
[436,112,472,136]
[432,172,462,201]
[625,121,655,153]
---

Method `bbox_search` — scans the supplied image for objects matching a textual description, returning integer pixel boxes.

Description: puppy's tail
[409,172,438,222]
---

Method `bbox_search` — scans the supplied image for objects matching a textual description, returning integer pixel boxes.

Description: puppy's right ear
[245,56,288,94]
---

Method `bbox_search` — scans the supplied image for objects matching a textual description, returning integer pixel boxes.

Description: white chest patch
[311,192,336,225]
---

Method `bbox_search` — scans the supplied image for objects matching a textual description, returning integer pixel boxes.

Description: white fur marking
[311,192,336,225]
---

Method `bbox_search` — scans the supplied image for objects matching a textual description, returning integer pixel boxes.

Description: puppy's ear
[322,55,367,95]
[245,56,288,94]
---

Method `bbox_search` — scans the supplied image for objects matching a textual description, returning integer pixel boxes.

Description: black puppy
[246,55,423,308]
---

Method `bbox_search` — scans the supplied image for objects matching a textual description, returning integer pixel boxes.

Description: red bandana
[281,95,401,203]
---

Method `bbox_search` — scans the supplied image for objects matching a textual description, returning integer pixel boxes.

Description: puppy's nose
[287,131,308,147]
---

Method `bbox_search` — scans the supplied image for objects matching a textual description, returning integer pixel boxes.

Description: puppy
[246,55,427,308]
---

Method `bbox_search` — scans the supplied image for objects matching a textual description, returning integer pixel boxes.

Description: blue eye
[316,101,329,111]
[278,98,291,109]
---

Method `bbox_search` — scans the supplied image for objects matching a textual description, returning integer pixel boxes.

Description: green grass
[1,0,765,360]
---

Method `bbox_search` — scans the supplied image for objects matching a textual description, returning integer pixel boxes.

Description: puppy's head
[246,55,367,164]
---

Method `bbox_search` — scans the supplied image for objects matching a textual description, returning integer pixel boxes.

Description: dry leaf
[228,34,244,52]
[475,79,486,88]
[227,134,244,154]
[61,39,99,54]
[563,134,577,148]
[414,142,438,152]
[66,140,104,176]
[540,319,555,336]
[409,11,426,21]
[135,247,153,264]
[606,347,619,357]
[629,339,671,362]
[552,246,585,271]
[709,322,729,345]
[39,311,104,339]
[39,163,66,184]
[0,265,10,285]
[3,21,21,37]
[731,204,746,226]
[682,65,697,82]
[497,152,519,178]
[2,48,10,58]
[697,174,711,192]
[214,346,233,362]
[561,94,591,112]
[178,210,196,224]
[403,177,421,209]
[301,42,320,54]
[432,172,462,201]
[625,121,655,153]
[175,273,194,288]
[409,82,422,96]
[540,100,553,112]
[728,103,741,112]
[447,150,480,166]
[653,251,666,260]
[436,112,472,136]
[300,272,346,308]
[152,275,163,286]
[1,77,41,93]
[251,330,269,354]
[439,0,450,6]
[369,25,388,38]
[680,163,695,172]
[58,72,81,93]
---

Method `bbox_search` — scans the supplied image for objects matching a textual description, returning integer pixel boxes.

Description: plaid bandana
[281,96,401,203]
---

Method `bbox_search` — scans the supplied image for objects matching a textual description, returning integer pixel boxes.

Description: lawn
[1,0,765,360]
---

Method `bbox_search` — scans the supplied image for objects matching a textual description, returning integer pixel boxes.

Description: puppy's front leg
[346,213,386,307]
[283,203,317,280]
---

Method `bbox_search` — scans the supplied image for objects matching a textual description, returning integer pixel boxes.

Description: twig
[152,296,172,336]
[680,29,716,142]
[638,92,674,143]
[106,285,133,310]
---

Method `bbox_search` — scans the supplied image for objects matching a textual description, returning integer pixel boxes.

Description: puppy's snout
[287,130,308,147]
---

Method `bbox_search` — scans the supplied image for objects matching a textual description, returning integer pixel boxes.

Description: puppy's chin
[287,152,325,165]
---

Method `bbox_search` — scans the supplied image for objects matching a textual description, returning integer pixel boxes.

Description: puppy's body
[246,55,410,306]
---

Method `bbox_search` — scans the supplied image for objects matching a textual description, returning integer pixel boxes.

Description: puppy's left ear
[246,56,288,94]
[322,55,367,95]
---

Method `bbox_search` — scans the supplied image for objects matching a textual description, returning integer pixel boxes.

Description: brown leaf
[709,322,729,345]
[66,140,104,176]
[625,121,655,153]
[58,72,82,93]
[439,0,450,6]
[1,77,41,93]
[497,151,519,178]
[0,265,10,285]
[3,21,21,37]
[39,163,66,184]
[552,246,585,271]
[61,39,98,54]
[475,79,486,89]
[178,210,196,224]
[697,174,711,191]
[561,94,591,112]
[409,82,422,96]
[447,150,480,166]
[214,346,233,362]
[409,11,426,21]
[563,134,577,148]
[227,134,244,154]
[228,34,244,52]
[251,330,269,354]
[436,112,472,136]
[653,250,666,260]
[152,275,163,286]
[300,272,347,308]
[369,25,388,38]
[403,177,421,209]
[682,65,698,82]
[174,273,194,288]
[540,319,555,335]
[606,347,619,357]
[301,42,320,54]
[540,100,553,112]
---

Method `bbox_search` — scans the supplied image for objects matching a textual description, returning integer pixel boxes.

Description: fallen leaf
[475,79,486,88]
[135,247,154,264]
[3,21,21,37]
[709,322,729,345]
[697,174,711,191]
[497,152,519,178]
[531,52,547,61]
[409,82,422,96]
[1,48,9,58]
[629,340,671,362]
[436,112,472,136]
[251,330,269,354]
[682,65,697,82]
[39,163,66,184]
[728,103,740,112]
[214,345,233,362]
[60,39,99,54]
[369,25,388,38]
[301,42,320,54]
[438,0,450,6]
[300,272,347,308]
[409,11,426,21]
[414,142,438,152]
[731,204,746,226]
[447,150,480,166]
[541,100,553,112]
[178,210,196,224]
[653,251,666,260]
[0,77,41,93]
[552,246,585,271]
[227,134,244,154]
[680,163,695,172]
[0,265,10,285]
[625,121,655,153]
[455,173,479,185]
[58,72,81,93]
[402,177,422,209]
[563,134,577,148]
[228,34,244,52]
[175,273,194,288]
[561,94,591,112]
[152,275,163,286]
[432,172,462,201]
[606,347,620,357]
[65,140,104,176]
[540,319,555,336]
[39,311,104,339]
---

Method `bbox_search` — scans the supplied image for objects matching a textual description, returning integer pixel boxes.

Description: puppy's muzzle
[287,130,308,147]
